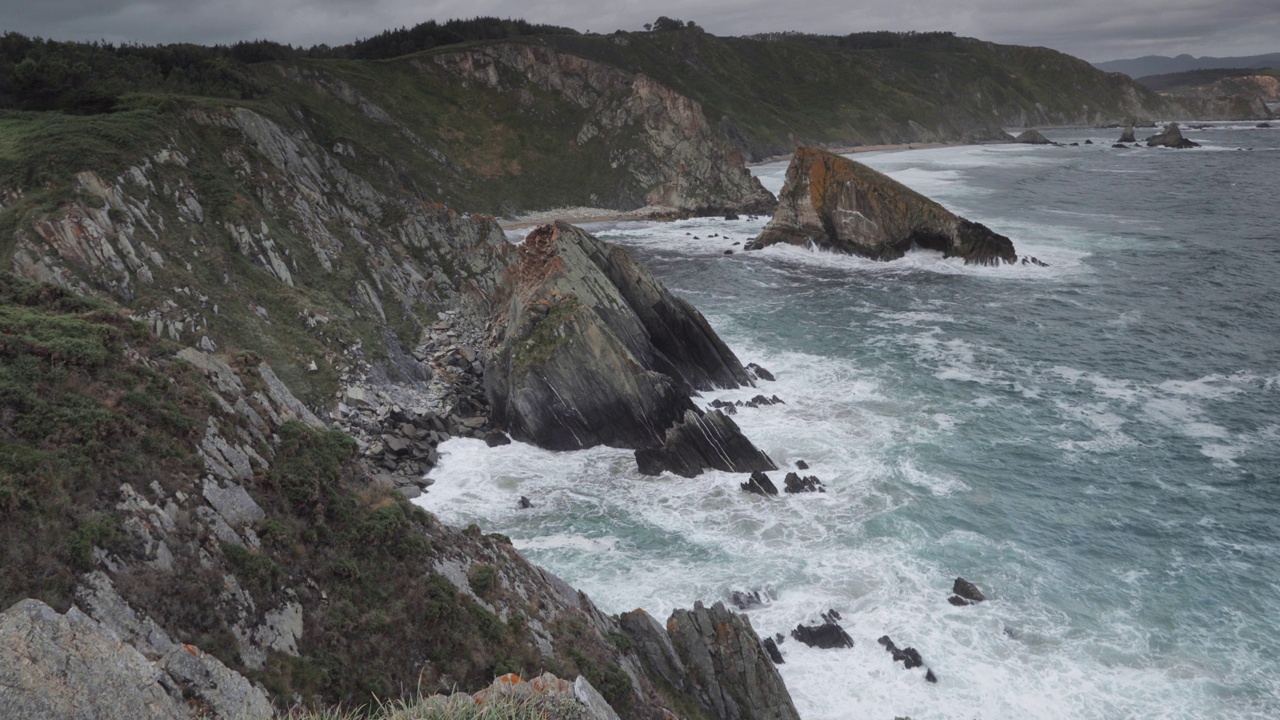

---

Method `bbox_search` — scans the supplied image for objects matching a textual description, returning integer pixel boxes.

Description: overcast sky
[1,0,1277,63]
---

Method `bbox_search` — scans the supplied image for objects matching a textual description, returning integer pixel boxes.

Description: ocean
[418,123,1280,719]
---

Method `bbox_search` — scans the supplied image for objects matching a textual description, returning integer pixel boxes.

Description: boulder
[1145,122,1200,148]
[791,610,853,649]
[1013,129,1054,144]
[1118,123,1137,143]
[953,577,986,603]
[487,223,756,456]
[483,431,512,447]
[795,459,809,470]
[749,147,1016,266]
[636,410,776,478]
[762,637,785,664]
[740,470,779,496]
[666,601,801,720]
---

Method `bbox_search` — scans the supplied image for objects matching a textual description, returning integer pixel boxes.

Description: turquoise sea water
[420,123,1280,719]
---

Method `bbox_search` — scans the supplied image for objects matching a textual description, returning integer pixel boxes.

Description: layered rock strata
[486,222,774,476]
[748,147,1017,266]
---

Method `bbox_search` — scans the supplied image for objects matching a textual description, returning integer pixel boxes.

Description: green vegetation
[284,686,588,720]
[511,295,583,378]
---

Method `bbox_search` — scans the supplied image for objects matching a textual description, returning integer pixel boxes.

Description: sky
[1,0,1277,63]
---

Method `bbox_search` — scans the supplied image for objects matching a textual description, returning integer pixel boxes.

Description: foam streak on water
[420,126,1280,719]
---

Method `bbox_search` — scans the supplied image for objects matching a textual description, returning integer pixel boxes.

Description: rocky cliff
[748,146,1017,265]
[0,272,795,718]
[485,222,775,476]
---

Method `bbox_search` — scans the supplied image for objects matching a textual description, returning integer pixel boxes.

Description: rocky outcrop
[1118,123,1137,142]
[425,43,776,216]
[636,410,777,478]
[486,222,773,475]
[791,610,854,649]
[748,147,1017,266]
[1013,129,1054,144]
[0,599,270,719]
[1145,122,1201,148]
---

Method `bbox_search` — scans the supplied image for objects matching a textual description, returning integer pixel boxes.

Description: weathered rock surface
[0,599,271,720]
[740,470,781,496]
[791,611,854,649]
[1145,122,1201,148]
[953,577,987,603]
[487,222,773,476]
[666,601,802,720]
[1118,123,1137,142]
[636,410,777,478]
[783,472,825,493]
[749,147,1017,266]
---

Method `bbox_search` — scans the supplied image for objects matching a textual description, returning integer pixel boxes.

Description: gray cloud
[1,0,1277,61]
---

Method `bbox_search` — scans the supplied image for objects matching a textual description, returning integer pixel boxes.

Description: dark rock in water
[1069,142,1079,146]
[741,471,779,496]
[792,613,853,649]
[637,410,776,478]
[783,472,825,493]
[1112,143,1128,148]
[762,637,785,664]
[1145,122,1200,148]
[1013,129,1054,145]
[953,577,986,603]
[751,147,1017,266]
[666,601,802,720]
[487,223,756,457]
[947,595,971,607]
[730,589,769,610]
[1258,122,1273,128]
[1085,139,1094,144]
[725,212,740,220]
[517,496,534,509]
[747,362,775,381]
[877,635,924,669]
[724,249,735,255]
[1119,123,1137,143]
[795,460,809,470]
[483,431,512,447]
[926,669,938,683]
[1020,255,1049,267]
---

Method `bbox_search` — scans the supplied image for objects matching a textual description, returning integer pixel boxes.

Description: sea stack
[747,146,1017,265]
[1118,123,1137,143]
[1013,129,1054,144]
[1145,122,1200,148]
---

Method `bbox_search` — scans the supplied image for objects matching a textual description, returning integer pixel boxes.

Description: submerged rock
[749,147,1017,266]
[1145,122,1200,148]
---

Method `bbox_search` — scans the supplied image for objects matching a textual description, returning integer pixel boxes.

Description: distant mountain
[1095,52,1280,78]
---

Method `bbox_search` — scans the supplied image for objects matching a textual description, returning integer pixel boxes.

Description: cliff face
[485,223,775,476]
[750,146,1017,265]
[423,43,776,215]
[0,273,794,718]
[1160,75,1279,120]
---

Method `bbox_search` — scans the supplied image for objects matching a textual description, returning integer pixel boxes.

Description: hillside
[1094,51,1280,79]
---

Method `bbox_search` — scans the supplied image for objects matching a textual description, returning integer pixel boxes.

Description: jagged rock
[1145,122,1201,148]
[795,460,809,470]
[487,223,756,456]
[926,669,938,683]
[878,635,924,669]
[518,496,534,509]
[1084,139,1094,144]
[636,410,776,478]
[791,612,854,649]
[1013,129,1054,144]
[747,362,775,381]
[740,470,779,496]
[618,609,689,692]
[729,590,769,610]
[783,472,825,493]
[947,595,971,607]
[953,577,986,602]
[750,147,1016,266]
[484,431,512,447]
[762,637,784,664]
[1119,123,1137,142]
[666,601,801,720]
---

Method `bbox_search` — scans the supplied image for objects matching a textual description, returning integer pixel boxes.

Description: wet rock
[746,362,775,381]
[762,637,784,664]
[725,212,740,220]
[791,611,853,649]
[483,431,512,447]
[1112,143,1128,148]
[877,635,923,669]
[517,496,534,509]
[783,472,825,493]
[751,147,1017,266]
[947,596,971,607]
[1145,122,1200,148]
[795,459,809,470]
[1084,139,1094,144]
[953,577,986,603]
[1118,123,1137,143]
[740,471,779,496]
[1258,122,1273,128]
[729,589,769,610]
[926,668,938,683]
[635,410,776,478]
[724,249,734,255]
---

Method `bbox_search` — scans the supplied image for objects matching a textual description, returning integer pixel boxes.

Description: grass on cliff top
[286,687,590,720]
